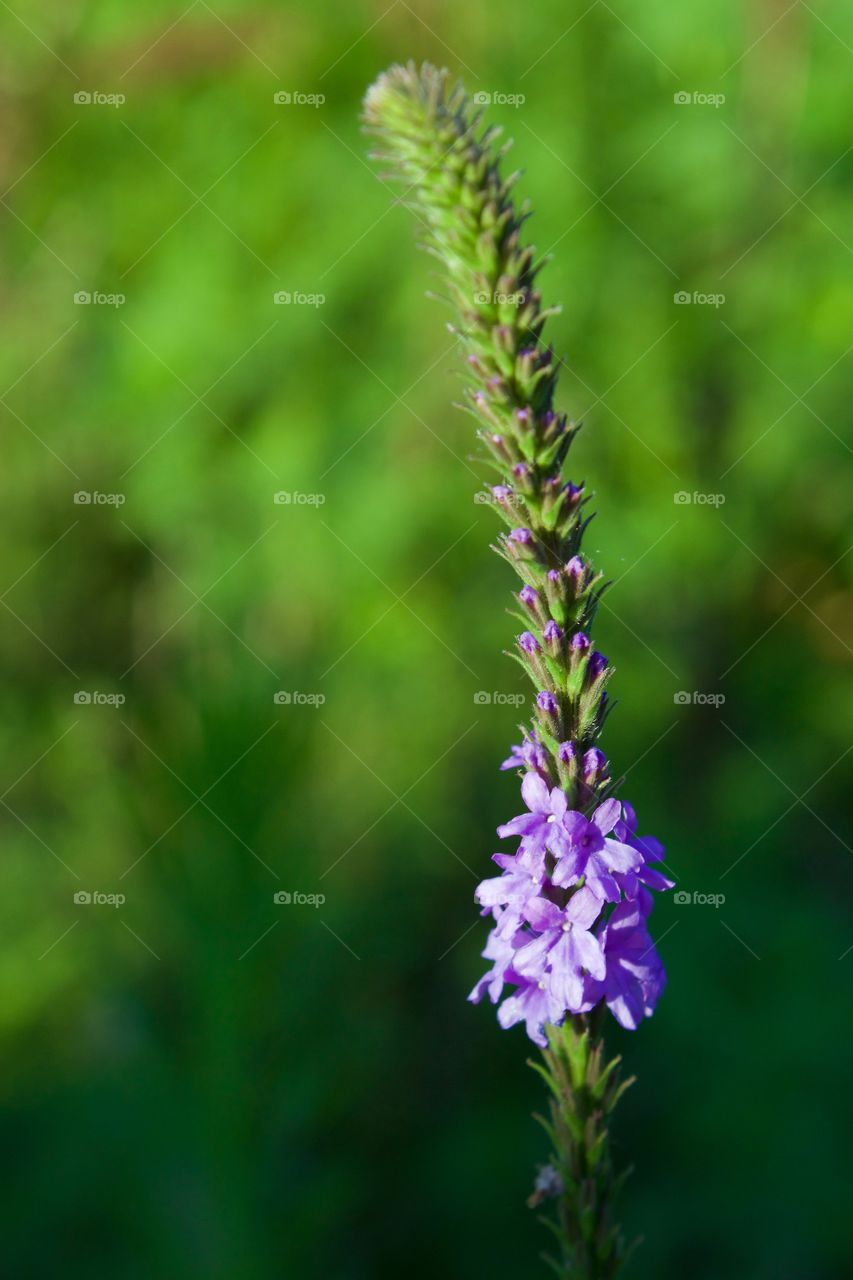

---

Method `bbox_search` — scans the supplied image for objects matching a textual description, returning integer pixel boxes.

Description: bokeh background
[1,1,851,1276]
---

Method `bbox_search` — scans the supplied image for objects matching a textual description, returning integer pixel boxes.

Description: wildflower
[552,800,643,902]
[497,773,570,860]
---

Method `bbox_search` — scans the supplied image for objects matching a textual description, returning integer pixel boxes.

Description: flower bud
[491,485,519,517]
[503,527,538,566]
[536,690,559,717]
[556,739,579,794]
[518,631,540,654]
[565,554,586,591]
[481,432,515,467]
[512,462,536,497]
[543,619,564,653]
[582,747,609,787]
[544,567,567,624]
[587,650,608,682]
[518,584,544,626]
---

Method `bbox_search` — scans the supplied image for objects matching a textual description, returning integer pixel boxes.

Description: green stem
[530,1017,635,1278]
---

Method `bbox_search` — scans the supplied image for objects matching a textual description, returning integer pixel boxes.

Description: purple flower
[498,773,569,860]
[518,631,540,654]
[552,799,641,902]
[615,803,675,912]
[496,978,563,1048]
[536,690,558,716]
[592,900,667,1030]
[514,886,606,1013]
[468,926,522,1005]
[570,631,590,652]
[509,527,532,544]
[475,851,543,938]
[519,585,538,607]
[500,731,549,776]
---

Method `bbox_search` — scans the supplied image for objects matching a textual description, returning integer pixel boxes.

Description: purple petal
[513,932,554,978]
[549,933,585,1011]
[592,798,621,834]
[521,772,550,814]
[635,834,665,862]
[572,927,606,980]
[603,837,643,873]
[621,802,637,832]
[566,885,604,930]
[497,812,541,840]
[549,787,568,819]
[641,866,676,893]
[524,896,563,931]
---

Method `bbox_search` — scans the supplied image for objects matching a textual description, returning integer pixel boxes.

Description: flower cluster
[363,63,674,1047]
[470,773,673,1044]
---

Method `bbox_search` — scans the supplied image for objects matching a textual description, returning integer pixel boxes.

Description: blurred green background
[0,1,851,1276]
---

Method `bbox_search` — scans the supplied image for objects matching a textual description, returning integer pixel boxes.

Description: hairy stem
[531,1019,634,1278]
